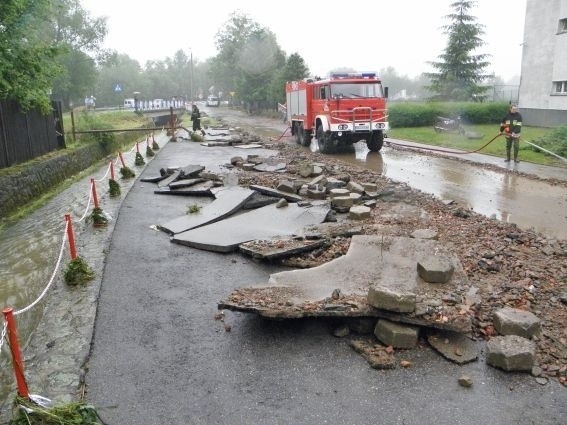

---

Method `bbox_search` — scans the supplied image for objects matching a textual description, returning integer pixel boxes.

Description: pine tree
[425,0,490,101]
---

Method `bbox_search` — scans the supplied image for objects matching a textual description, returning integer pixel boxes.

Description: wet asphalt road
[85,137,566,425]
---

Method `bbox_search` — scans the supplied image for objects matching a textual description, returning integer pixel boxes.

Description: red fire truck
[285,72,388,153]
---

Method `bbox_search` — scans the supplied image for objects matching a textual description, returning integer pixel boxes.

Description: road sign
[114,83,123,93]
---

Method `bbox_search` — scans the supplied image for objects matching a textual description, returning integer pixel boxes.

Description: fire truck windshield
[330,83,383,99]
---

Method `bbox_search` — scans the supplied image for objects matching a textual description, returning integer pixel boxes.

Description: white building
[518,0,567,127]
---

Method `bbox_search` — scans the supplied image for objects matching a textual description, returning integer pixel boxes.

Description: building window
[559,18,567,33]
[553,81,567,93]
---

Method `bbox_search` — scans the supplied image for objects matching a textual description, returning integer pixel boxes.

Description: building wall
[519,0,567,127]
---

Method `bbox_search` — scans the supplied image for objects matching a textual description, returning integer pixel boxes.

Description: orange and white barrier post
[90,178,99,209]
[119,152,126,168]
[65,214,77,260]
[2,308,29,399]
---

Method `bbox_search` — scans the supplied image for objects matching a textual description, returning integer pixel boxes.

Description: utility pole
[189,48,193,102]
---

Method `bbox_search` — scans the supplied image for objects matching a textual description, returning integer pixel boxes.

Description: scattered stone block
[329,188,350,199]
[309,175,327,187]
[493,307,541,339]
[325,178,347,191]
[312,166,323,176]
[374,319,419,348]
[486,335,536,372]
[347,181,364,194]
[417,256,455,283]
[242,163,255,171]
[276,198,288,208]
[350,193,363,204]
[331,196,354,211]
[299,163,314,177]
[362,182,378,193]
[276,180,296,194]
[349,205,371,220]
[367,285,416,313]
[307,187,326,200]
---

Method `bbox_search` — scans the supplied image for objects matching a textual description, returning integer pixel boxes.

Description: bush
[529,125,567,157]
[388,102,510,128]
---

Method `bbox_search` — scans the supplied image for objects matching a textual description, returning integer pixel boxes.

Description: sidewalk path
[85,140,566,425]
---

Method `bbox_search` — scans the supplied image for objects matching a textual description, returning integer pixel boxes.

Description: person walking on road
[191,104,206,136]
[499,104,523,163]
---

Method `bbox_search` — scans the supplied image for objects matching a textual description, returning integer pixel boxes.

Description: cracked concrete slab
[249,185,303,202]
[239,238,328,260]
[219,235,471,333]
[157,170,181,188]
[157,187,256,235]
[154,181,215,197]
[168,178,206,189]
[172,203,330,253]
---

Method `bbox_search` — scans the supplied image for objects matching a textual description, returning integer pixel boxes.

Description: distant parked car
[206,95,220,107]
[123,98,135,108]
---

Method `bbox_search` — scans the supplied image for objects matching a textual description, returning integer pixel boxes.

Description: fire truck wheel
[293,123,301,144]
[367,131,384,152]
[295,123,305,145]
[316,126,332,154]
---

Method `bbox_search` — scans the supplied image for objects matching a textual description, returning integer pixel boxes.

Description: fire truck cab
[285,73,388,153]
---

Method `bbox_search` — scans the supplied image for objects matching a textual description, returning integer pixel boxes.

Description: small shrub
[134,152,145,166]
[187,204,201,214]
[529,125,567,157]
[146,146,155,157]
[88,207,108,226]
[190,132,203,142]
[109,178,121,197]
[120,166,135,179]
[64,256,95,286]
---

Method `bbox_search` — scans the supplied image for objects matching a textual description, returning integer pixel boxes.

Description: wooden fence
[0,100,65,169]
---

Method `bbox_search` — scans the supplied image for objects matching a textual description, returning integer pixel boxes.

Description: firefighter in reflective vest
[499,104,523,163]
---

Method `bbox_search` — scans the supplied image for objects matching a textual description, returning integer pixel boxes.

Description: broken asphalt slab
[249,184,303,202]
[154,180,215,197]
[172,202,330,253]
[219,235,472,333]
[239,238,328,260]
[157,187,256,235]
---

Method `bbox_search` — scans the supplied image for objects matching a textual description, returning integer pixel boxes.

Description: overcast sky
[81,0,527,82]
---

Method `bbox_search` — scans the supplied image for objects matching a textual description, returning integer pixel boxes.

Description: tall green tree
[268,53,309,104]
[0,0,61,111]
[210,11,285,107]
[46,0,107,107]
[424,0,490,101]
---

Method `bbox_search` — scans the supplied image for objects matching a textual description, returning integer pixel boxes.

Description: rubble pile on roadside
[225,134,566,385]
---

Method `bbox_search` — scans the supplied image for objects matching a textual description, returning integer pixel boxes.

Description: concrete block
[367,285,416,313]
[493,307,541,339]
[486,335,535,371]
[417,256,454,283]
[349,205,371,220]
[374,319,419,348]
